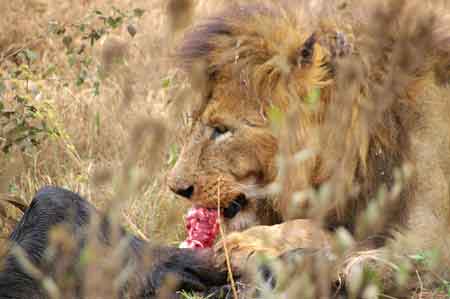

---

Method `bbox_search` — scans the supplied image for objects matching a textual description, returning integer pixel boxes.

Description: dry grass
[0,0,193,244]
[1,1,450,299]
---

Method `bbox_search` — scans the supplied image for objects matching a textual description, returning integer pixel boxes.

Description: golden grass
[0,0,192,244]
[1,1,450,299]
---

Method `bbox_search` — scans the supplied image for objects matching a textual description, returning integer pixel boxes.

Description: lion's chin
[221,194,260,232]
[223,208,260,232]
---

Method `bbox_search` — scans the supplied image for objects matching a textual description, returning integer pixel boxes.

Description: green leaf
[78,248,93,266]
[92,81,100,96]
[24,49,39,62]
[81,56,92,66]
[68,54,77,67]
[76,70,87,87]
[0,80,5,97]
[62,35,73,48]
[409,253,426,262]
[133,8,145,17]
[305,87,321,106]
[167,144,179,167]
[79,23,86,33]
[15,95,27,104]
[76,77,84,87]
[268,105,284,128]
[44,64,56,77]
[106,16,123,29]
[48,21,65,35]
[8,183,18,193]
[162,77,171,88]
[87,29,105,46]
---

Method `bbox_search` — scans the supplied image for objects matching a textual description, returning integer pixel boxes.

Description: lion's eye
[211,126,230,140]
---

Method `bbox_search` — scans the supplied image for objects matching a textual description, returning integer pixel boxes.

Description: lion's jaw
[224,197,261,231]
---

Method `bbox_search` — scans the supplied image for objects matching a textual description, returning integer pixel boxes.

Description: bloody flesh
[179,207,219,249]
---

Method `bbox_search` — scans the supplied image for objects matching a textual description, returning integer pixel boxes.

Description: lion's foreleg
[214,219,330,273]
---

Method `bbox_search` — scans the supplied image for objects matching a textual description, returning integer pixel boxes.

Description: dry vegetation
[1,0,450,299]
[0,0,195,244]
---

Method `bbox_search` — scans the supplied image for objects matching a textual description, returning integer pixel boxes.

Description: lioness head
[167,3,351,232]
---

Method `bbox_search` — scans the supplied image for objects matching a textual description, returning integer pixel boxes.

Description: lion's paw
[213,221,330,274]
[214,228,281,273]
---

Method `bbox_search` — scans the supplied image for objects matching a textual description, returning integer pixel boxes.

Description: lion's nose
[167,166,196,199]
[174,185,194,199]
[169,182,194,199]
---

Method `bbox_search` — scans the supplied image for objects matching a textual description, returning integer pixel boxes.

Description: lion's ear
[316,30,352,76]
[296,33,317,67]
[295,31,352,69]
[331,31,352,58]
[318,29,352,59]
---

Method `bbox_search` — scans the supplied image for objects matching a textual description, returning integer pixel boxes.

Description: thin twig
[217,177,239,299]
[124,213,149,241]
[379,294,400,299]
[0,46,27,64]
[416,270,424,299]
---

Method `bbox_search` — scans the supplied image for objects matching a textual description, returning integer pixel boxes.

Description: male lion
[167,0,450,296]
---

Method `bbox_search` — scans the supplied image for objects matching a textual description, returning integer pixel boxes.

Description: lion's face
[167,81,279,231]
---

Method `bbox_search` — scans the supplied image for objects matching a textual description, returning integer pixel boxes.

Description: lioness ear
[297,33,317,67]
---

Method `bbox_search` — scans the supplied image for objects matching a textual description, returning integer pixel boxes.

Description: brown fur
[167,0,450,294]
